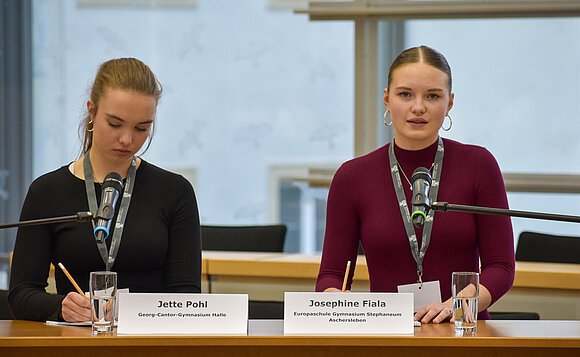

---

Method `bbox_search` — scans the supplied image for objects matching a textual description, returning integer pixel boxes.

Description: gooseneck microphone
[94,172,123,243]
[410,167,432,228]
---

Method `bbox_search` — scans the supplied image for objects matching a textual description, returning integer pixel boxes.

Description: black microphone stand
[429,202,580,224]
[0,212,94,230]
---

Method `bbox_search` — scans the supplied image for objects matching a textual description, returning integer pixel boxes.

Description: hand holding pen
[58,262,91,322]
[323,260,352,292]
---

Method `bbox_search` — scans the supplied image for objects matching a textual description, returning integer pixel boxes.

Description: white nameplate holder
[117,293,248,335]
[284,292,414,335]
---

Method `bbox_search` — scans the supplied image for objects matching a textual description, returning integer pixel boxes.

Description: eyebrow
[106,113,153,125]
[394,86,445,92]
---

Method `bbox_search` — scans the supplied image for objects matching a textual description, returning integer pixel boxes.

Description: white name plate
[117,293,248,335]
[284,292,414,335]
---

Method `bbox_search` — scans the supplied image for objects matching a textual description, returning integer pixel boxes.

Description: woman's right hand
[61,292,91,322]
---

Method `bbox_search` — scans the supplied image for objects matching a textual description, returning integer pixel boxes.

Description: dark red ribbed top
[316,138,515,319]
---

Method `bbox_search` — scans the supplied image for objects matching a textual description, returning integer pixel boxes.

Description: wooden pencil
[57,262,89,300]
[341,260,351,292]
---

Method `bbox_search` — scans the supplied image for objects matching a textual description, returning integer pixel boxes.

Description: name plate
[284,292,414,335]
[117,293,248,335]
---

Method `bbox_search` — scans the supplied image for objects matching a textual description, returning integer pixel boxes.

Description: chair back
[201,224,287,252]
[516,231,580,264]
[249,300,284,319]
[0,290,13,320]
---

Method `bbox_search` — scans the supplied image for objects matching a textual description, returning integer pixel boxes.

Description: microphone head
[102,172,123,192]
[410,167,432,228]
[412,210,426,228]
[411,167,432,185]
[93,172,123,242]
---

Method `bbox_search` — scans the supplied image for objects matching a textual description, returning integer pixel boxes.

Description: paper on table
[45,320,91,327]
[46,320,121,327]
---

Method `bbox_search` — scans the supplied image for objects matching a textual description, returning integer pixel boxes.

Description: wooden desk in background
[43,251,580,319]
[1,320,579,357]
[201,251,580,320]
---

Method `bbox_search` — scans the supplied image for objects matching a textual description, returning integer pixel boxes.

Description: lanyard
[83,150,136,270]
[388,137,444,285]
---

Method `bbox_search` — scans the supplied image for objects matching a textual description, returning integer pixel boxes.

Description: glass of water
[452,271,479,335]
[90,271,117,335]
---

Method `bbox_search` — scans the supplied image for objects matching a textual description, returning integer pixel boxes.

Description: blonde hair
[79,58,163,155]
[387,45,452,93]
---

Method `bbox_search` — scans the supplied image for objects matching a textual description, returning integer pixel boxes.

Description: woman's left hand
[414,301,454,324]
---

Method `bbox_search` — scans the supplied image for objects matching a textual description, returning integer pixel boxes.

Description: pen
[57,262,89,300]
[341,260,351,292]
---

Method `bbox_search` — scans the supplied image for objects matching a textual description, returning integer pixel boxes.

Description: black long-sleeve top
[9,160,202,321]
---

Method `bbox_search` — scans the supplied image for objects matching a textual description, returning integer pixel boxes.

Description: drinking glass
[90,271,117,335]
[452,272,479,335]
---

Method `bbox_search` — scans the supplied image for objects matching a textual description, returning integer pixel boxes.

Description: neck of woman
[75,151,138,182]
[91,162,131,182]
[393,135,439,151]
[393,138,439,181]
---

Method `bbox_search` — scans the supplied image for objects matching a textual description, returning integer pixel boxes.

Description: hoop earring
[442,114,452,131]
[383,110,392,127]
[86,118,94,132]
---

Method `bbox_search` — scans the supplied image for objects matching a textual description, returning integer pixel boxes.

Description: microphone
[94,172,123,243]
[411,167,432,228]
